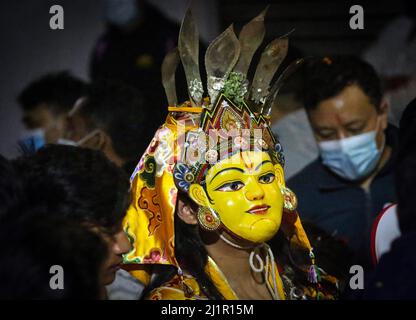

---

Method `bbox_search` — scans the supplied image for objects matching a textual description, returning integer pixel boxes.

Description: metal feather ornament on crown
[166,7,305,189]
[162,4,315,245]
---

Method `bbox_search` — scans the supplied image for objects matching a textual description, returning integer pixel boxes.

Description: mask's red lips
[246,205,270,215]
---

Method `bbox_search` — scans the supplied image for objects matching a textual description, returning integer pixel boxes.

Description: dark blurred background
[221,0,406,54]
[0,0,409,158]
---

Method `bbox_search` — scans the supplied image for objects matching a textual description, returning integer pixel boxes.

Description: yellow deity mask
[122,8,316,286]
[189,151,285,243]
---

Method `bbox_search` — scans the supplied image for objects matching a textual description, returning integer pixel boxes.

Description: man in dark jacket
[287,56,397,269]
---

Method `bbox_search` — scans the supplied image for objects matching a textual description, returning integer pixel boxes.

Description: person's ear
[176,196,198,225]
[189,184,211,208]
[274,163,285,187]
[378,98,389,131]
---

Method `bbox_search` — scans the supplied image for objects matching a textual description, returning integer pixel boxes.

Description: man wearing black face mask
[287,56,398,269]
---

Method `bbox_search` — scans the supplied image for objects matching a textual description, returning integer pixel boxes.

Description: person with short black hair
[287,55,398,269]
[303,56,383,113]
[66,80,159,174]
[17,71,88,153]
[13,145,132,287]
[0,213,108,300]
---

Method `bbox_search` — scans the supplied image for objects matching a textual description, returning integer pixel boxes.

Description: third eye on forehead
[209,160,274,184]
[221,154,273,169]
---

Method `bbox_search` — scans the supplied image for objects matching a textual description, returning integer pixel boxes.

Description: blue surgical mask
[18,128,45,154]
[318,130,384,181]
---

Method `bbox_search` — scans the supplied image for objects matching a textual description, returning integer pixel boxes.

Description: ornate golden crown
[161,7,302,192]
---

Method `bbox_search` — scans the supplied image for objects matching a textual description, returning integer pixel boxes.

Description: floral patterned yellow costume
[123,7,337,300]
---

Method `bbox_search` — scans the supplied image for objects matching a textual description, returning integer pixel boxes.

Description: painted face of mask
[190,151,285,243]
[18,128,45,154]
[318,125,384,181]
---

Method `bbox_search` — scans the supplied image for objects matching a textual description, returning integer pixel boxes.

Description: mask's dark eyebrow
[209,167,244,184]
[255,160,272,171]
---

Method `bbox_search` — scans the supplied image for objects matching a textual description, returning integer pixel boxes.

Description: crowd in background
[0,0,416,299]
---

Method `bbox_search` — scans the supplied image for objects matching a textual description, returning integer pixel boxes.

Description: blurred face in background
[307,84,389,181]
[307,84,387,145]
[18,103,71,154]
[93,225,132,285]
[21,103,68,144]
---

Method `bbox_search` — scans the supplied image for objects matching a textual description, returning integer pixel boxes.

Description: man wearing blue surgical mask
[286,56,398,269]
[17,71,87,154]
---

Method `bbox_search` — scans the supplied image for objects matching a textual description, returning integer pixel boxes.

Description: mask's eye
[259,172,275,184]
[216,181,244,192]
